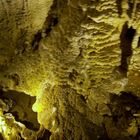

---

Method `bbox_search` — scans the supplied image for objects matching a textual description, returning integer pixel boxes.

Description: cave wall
[0,0,140,140]
[0,0,53,95]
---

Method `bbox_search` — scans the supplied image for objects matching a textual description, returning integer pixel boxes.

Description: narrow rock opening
[0,89,39,130]
[31,0,60,51]
[42,0,60,37]
[32,30,42,51]
[137,37,140,48]
[44,16,58,36]
[0,89,52,139]
[119,22,136,76]
[38,130,51,140]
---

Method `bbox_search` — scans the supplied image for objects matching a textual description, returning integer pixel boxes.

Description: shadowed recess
[116,0,123,17]
[119,22,136,76]
[0,89,40,130]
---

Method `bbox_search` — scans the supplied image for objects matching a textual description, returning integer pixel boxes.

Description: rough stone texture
[0,0,140,140]
[0,0,53,95]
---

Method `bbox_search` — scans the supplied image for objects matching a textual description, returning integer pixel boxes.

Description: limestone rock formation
[0,0,140,139]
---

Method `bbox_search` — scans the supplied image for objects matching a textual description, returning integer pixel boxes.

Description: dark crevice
[116,0,123,17]
[80,95,87,103]
[136,128,140,139]
[31,0,60,51]
[42,0,68,37]
[119,22,136,76]
[19,133,24,140]
[37,130,51,140]
[31,30,42,51]
[31,0,68,51]
[137,37,140,48]
[44,16,58,36]
[0,133,4,140]
[42,0,60,37]
[21,120,38,131]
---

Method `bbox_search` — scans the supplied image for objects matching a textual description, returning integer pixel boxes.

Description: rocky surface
[0,0,140,139]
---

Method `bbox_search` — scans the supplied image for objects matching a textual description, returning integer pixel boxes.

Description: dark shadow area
[0,133,4,140]
[31,30,42,51]
[37,130,51,140]
[85,121,110,140]
[44,16,58,36]
[0,89,52,140]
[137,37,140,48]
[0,89,40,131]
[31,0,60,51]
[119,22,136,76]
[106,92,140,139]
[116,0,123,17]
[43,0,59,37]
[110,92,140,114]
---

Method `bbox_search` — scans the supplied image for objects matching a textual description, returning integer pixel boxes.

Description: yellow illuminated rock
[0,0,140,140]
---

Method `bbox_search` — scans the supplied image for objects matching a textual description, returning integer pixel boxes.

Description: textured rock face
[0,0,140,139]
[0,0,53,95]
